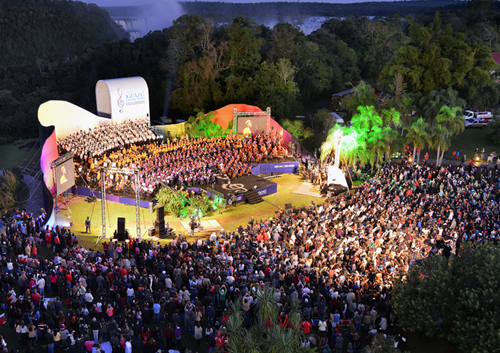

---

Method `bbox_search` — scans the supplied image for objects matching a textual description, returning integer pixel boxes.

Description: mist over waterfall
[104,0,184,40]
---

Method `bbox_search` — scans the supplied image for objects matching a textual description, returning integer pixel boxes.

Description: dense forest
[1,0,500,150]
[179,0,464,24]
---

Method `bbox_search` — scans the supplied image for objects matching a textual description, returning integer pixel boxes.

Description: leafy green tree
[280,119,313,142]
[254,59,302,121]
[0,172,17,214]
[266,23,333,101]
[404,117,429,164]
[393,242,500,353]
[381,12,496,106]
[343,81,380,115]
[383,72,416,136]
[430,105,464,165]
[418,88,465,122]
[487,115,500,145]
[226,16,264,76]
[225,286,309,353]
[155,187,184,218]
[185,111,231,138]
[362,334,408,353]
[315,108,334,133]
[308,30,361,93]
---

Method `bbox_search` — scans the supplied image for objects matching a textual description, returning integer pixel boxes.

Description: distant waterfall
[113,18,148,41]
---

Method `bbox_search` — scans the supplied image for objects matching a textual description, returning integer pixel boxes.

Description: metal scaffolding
[96,167,141,245]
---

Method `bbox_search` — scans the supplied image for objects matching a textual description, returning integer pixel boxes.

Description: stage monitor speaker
[156,205,164,222]
[117,217,125,234]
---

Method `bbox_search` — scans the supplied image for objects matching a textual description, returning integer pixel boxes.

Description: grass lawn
[0,138,39,171]
[419,128,499,162]
[61,173,324,249]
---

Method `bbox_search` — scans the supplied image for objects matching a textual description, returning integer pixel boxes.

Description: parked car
[465,117,488,129]
[463,110,493,121]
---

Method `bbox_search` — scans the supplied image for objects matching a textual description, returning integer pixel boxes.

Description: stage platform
[180,219,223,233]
[74,161,292,208]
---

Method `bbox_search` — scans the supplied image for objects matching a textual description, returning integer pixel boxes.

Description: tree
[404,117,429,164]
[155,187,185,217]
[315,108,335,133]
[280,119,313,142]
[254,59,302,121]
[418,88,465,122]
[384,72,416,136]
[350,105,383,170]
[362,334,409,353]
[381,12,496,107]
[393,242,500,353]
[225,286,309,353]
[184,111,231,139]
[431,105,464,166]
[0,170,19,214]
[343,81,380,115]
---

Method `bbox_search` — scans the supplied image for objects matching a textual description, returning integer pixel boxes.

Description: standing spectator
[84,338,94,353]
[85,217,91,234]
[335,333,344,353]
[194,321,203,346]
[174,323,181,347]
[46,329,55,353]
[90,318,99,343]
[125,338,132,353]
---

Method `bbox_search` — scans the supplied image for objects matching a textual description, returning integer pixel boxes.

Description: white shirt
[84,292,94,303]
[125,341,132,353]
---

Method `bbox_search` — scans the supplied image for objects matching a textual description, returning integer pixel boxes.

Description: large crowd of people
[58,121,290,196]
[58,120,157,161]
[1,160,499,353]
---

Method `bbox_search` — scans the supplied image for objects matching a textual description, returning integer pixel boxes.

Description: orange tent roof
[212,104,263,129]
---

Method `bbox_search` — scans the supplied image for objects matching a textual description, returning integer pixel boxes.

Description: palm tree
[429,123,449,167]
[225,286,308,353]
[405,117,429,164]
[344,81,380,115]
[433,105,464,165]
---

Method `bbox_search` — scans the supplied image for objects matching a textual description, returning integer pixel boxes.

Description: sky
[84,0,396,5]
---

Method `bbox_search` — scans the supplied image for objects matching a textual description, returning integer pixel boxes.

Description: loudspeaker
[156,205,164,222]
[117,217,125,234]
[155,220,165,238]
[114,229,129,242]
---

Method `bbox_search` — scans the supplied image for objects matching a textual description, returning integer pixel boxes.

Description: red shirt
[31,292,40,305]
[301,321,312,334]
[66,274,72,283]
[120,268,127,278]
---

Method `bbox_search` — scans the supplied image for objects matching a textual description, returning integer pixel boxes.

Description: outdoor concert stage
[72,161,296,208]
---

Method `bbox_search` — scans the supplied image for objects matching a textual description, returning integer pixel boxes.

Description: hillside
[0,0,127,68]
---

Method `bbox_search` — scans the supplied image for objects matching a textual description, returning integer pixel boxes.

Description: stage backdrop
[212,104,263,129]
[96,77,150,124]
